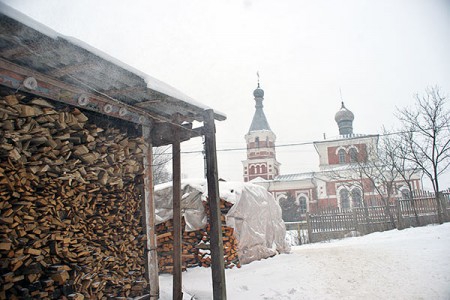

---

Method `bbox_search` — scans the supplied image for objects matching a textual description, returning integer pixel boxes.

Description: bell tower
[242,79,280,182]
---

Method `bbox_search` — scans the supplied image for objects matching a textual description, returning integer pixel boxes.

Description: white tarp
[154,179,290,264]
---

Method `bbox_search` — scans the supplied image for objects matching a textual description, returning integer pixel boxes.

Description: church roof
[249,106,271,132]
[249,84,271,132]
[274,172,315,181]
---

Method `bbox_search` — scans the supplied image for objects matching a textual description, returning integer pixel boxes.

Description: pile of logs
[156,198,241,274]
[156,219,203,274]
[0,94,148,299]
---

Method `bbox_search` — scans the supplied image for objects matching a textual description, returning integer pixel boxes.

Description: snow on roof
[0,2,226,118]
[274,172,315,182]
[249,177,269,183]
[314,133,379,144]
[0,2,59,39]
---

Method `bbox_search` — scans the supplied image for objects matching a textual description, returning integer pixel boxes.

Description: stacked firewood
[199,199,240,269]
[156,198,241,274]
[155,219,203,273]
[0,94,147,299]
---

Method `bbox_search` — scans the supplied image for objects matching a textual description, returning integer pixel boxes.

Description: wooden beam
[47,62,93,77]
[0,58,151,125]
[102,85,149,97]
[142,126,160,300]
[0,40,50,59]
[0,58,217,129]
[203,109,227,299]
[151,122,204,147]
[172,125,183,300]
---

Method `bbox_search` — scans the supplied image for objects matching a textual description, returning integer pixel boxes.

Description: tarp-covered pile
[153,180,290,272]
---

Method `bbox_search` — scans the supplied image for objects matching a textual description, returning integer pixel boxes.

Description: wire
[179,126,450,154]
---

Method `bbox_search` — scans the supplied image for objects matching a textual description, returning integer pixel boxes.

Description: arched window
[256,165,261,174]
[351,188,362,207]
[339,189,350,210]
[349,148,358,163]
[401,189,411,199]
[261,164,267,173]
[249,165,255,175]
[298,196,307,214]
[338,149,346,164]
[255,137,260,148]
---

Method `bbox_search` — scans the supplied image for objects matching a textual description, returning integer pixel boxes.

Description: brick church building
[242,83,421,221]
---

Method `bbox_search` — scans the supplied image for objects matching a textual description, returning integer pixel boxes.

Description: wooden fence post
[306,212,313,243]
[352,209,358,233]
[396,200,403,230]
[439,192,449,222]
[364,206,371,234]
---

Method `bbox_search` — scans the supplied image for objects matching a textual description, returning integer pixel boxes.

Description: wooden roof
[0,5,225,142]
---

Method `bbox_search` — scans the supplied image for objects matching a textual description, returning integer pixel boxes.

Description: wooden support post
[172,126,183,300]
[142,126,160,299]
[203,109,227,300]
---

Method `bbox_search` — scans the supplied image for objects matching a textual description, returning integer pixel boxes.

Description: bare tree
[396,86,450,223]
[152,146,172,185]
[383,128,421,225]
[355,138,400,229]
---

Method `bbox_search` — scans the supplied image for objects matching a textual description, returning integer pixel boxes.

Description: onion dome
[335,102,354,135]
[253,83,264,98]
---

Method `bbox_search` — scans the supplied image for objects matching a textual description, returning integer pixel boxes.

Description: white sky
[2,0,450,188]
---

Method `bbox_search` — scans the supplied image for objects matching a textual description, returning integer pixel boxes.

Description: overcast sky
[2,0,450,188]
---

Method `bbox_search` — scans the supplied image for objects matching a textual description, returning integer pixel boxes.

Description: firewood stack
[0,94,148,299]
[156,198,241,274]
[156,219,203,273]
[199,199,240,269]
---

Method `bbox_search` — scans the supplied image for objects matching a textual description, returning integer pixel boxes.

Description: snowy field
[159,223,450,300]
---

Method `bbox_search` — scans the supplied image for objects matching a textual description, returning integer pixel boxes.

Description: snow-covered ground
[159,223,450,300]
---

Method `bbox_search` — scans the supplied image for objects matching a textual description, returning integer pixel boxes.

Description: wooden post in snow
[142,125,160,299]
[203,109,227,300]
[172,125,183,300]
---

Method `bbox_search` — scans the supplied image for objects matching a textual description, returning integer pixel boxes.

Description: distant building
[243,85,421,221]
[242,83,280,182]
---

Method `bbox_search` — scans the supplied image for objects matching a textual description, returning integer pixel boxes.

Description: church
[242,83,421,221]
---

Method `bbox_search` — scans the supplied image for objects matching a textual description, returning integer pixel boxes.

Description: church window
[351,188,362,207]
[401,189,411,199]
[339,189,350,210]
[261,165,267,173]
[298,196,307,214]
[349,148,358,163]
[249,165,255,175]
[255,137,260,148]
[338,149,346,164]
